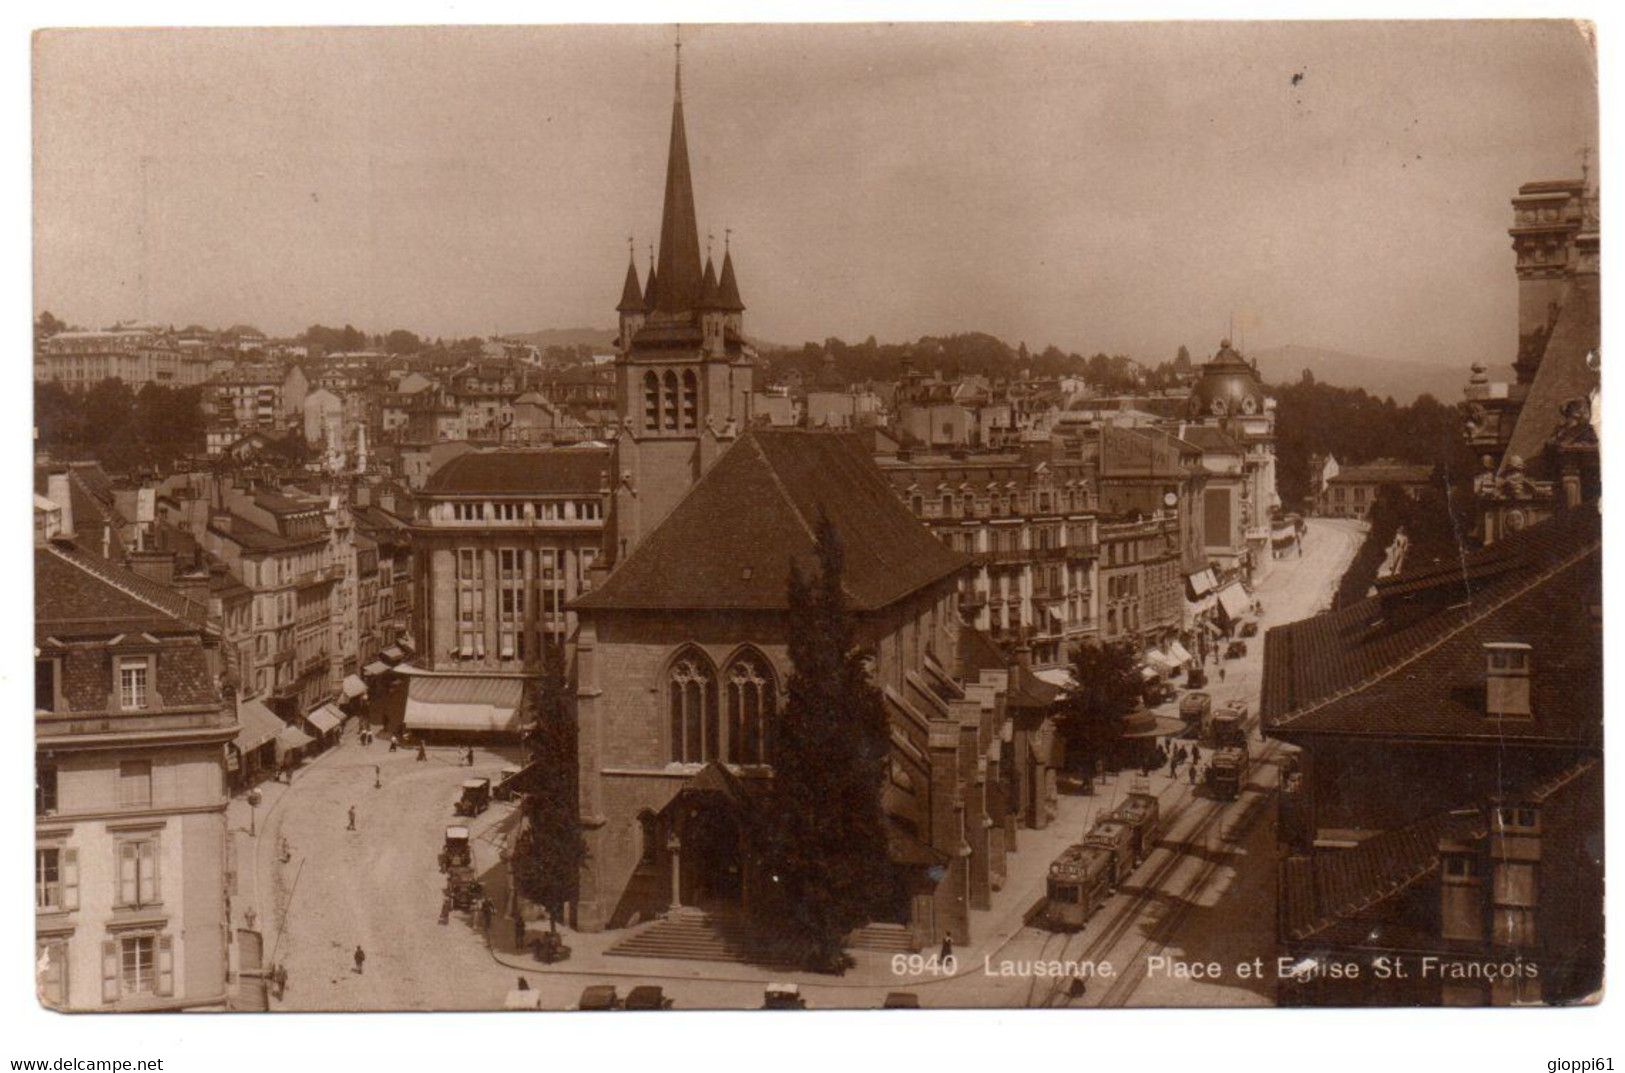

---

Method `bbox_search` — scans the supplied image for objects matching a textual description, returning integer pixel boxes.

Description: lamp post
[667,832,682,914]
[247,787,263,838]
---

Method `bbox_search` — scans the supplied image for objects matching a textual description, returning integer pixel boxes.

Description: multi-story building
[207,362,308,431]
[403,447,611,735]
[874,442,1098,671]
[1097,511,1183,651]
[36,328,212,390]
[1317,459,1435,519]
[1180,340,1278,579]
[35,518,235,1010]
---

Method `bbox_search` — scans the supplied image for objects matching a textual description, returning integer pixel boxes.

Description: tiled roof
[1262,507,1600,744]
[1326,460,1434,485]
[1503,274,1600,478]
[1177,426,1243,454]
[37,541,209,635]
[422,447,611,495]
[209,514,324,553]
[576,429,969,613]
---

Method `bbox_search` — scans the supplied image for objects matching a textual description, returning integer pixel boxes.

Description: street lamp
[247,787,263,838]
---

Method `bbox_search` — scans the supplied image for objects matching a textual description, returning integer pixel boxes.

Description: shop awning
[1144,651,1177,673]
[1216,583,1250,623]
[341,675,367,699]
[1139,665,1161,681]
[404,675,524,733]
[233,698,284,754]
[363,660,391,677]
[1033,667,1073,690]
[275,724,314,759]
[1187,568,1217,596]
[1169,641,1194,666]
[306,704,343,736]
[382,645,406,663]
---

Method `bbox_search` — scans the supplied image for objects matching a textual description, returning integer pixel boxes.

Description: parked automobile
[1224,640,1248,660]
[439,825,472,872]
[573,985,620,1011]
[763,982,806,1009]
[494,766,523,802]
[883,992,921,1008]
[625,985,674,1010]
[1239,620,1259,638]
[455,777,491,816]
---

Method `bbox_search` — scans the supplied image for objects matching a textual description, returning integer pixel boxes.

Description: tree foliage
[1053,640,1143,773]
[35,380,204,471]
[756,515,892,970]
[511,641,587,933]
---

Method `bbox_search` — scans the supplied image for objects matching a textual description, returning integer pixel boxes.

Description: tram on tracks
[1043,844,1115,930]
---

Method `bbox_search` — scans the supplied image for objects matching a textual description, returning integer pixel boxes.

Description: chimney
[127,548,177,587]
[1484,642,1532,718]
[46,471,74,539]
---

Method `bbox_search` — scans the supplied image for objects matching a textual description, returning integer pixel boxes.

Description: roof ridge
[1272,537,1599,731]
[44,543,207,626]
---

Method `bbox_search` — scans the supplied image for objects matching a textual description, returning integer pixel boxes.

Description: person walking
[417,742,427,762]
[1168,751,1179,778]
[272,963,288,1000]
[513,916,527,949]
[353,946,366,975]
[939,932,954,962]
[466,747,476,767]
[388,735,399,753]
[439,896,451,926]
[346,805,357,831]
[1219,666,1226,683]
[374,765,382,790]
[479,897,494,934]
[1189,763,1199,787]
[516,977,530,991]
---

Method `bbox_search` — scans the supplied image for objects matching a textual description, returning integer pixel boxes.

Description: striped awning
[404,675,523,733]
[305,704,343,735]
[233,698,284,754]
[1216,583,1250,622]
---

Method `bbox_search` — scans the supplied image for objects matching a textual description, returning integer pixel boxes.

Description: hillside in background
[1250,343,1505,404]
[508,327,617,349]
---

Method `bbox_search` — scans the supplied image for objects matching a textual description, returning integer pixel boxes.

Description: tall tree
[1053,640,1142,774]
[511,642,587,937]
[757,515,892,970]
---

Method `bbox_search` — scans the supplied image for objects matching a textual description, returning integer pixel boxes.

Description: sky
[33,20,1597,367]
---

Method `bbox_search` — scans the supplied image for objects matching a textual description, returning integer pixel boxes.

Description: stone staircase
[846,922,917,953]
[606,908,776,965]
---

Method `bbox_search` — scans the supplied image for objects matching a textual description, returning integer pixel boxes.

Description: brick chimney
[46,471,74,539]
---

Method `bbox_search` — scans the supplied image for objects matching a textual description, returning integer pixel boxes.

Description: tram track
[1029,743,1284,1008]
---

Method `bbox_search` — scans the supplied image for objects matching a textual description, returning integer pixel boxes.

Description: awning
[1033,667,1073,690]
[1046,605,1064,625]
[341,674,367,699]
[382,645,406,663]
[363,660,391,677]
[1144,651,1177,673]
[405,675,524,733]
[275,724,314,759]
[1216,583,1250,623]
[1169,641,1194,665]
[306,704,343,736]
[1139,665,1161,681]
[233,698,284,754]
[1187,568,1217,596]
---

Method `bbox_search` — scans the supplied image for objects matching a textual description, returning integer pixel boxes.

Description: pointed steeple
[617,246,645,312]
[643,242,660,311]
[700,253,720,308]
[717,246,745,312]
[653,39,704,316]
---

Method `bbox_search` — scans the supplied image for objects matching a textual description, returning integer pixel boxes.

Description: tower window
[662,370,680,431]
[681,370,699,430]
[643,372,659,430]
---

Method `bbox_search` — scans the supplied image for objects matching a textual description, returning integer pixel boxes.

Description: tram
[1043,844,1114,930]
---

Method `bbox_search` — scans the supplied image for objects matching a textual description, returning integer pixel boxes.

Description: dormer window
[1484,642,1531,718]
[118,657,150,711]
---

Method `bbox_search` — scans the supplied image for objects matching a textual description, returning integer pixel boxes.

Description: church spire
[616,240,644,312]
[653,32,704,316]
[717,238,745,313]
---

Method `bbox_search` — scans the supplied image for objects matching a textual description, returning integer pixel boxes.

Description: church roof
[717,249,745,312]
[617,256,645,312]
[1501,273,1599,478]
[422,447,611,496]
[652,61,704,316]
[700,255,720,308]
[576,429,969,613]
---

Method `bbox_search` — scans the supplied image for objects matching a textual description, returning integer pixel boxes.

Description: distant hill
[1250,344,1501,404]
[508,327,617,349]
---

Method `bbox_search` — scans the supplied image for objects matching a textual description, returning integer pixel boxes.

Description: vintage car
[573,985,620,1011]
[455,778,492,817]
[882,992,921,1009]
[763,982,806,1009]
[439,825,472,872]
[1224,640,1248,660]
[1239,620,1259,638]
[625,985,675,1010]
[493,766,523,802]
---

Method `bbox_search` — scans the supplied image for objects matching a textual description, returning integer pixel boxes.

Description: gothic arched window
[668,649,718,763]
[662,370,680,431]
[643,372,660,430]
[725,652,777,765]
[681,370,699,430]
[637,809,660,865]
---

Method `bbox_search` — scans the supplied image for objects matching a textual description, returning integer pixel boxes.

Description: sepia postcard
[29,19,1601,1016]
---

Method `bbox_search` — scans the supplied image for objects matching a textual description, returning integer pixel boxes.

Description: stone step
[847,924,917,953]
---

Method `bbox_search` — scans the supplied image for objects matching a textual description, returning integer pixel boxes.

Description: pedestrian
[388,736,399,753]
[439,897,451,925]
[374,765,382,790]
[1219,666,1226,683]
[939,932,954,962]
[480,897,494,933]
[517,977,530,991]
[466,747,476,767]
[417,742,427,762]
[347,805,356,831]
[1189,763,1199,786]
[1168,752,1179,778]
[353,946,365,975]
[513,916,526,949]
[273,963,288,999]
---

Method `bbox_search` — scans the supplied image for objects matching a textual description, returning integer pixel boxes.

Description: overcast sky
[33,21,1595,366]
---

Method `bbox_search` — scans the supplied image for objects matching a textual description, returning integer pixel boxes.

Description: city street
[233,518,1366,1011]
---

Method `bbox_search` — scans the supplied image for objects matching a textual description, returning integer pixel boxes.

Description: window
[119,760,153,809]
[668,650,718,764]
[643,372,660,430]
[662,370,679,431]
[36,847,77,911]
[103,934,173,1002]
[118,658,149,710]
[37,939,69,1008]
[36,761,57,815]
[725,653,777,765]
[1496,806,1539,832]
[36,658,58,711]
[1444,856,1477,879]
[681,370,699,429]
[116,838,160,906]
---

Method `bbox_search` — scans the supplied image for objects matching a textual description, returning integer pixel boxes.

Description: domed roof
[1187,339,1267,419]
